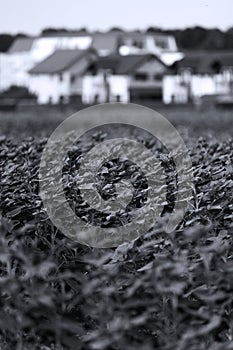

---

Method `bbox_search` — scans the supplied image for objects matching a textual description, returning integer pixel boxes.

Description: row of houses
[28,50,167,104]
[0,31,233,105]
[164,51,233,104]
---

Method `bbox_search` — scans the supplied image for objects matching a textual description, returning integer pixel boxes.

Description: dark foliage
[0,86,37,100]
[2,26,233,53]
[0,119,232,350]
[0,33,29,53]
[41,28,89,35]
[0,35,14,53]
[148,26,233,50]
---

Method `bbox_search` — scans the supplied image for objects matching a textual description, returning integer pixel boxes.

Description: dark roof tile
[94,54,166,74]
[91,33,120,53]
[8,38,34,53]
[176,51,233,74]
[29,49,92,74]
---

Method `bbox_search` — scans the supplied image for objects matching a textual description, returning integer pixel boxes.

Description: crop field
[0,104,233,350]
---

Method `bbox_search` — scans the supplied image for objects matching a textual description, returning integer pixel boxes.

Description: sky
[0,0,232,35]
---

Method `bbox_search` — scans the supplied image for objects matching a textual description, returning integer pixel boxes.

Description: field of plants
[0,105,232,350]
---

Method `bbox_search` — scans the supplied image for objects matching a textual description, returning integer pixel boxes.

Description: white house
[163,51,233,104]
[0,33,93,92]
[28,49,96,104]
[118,32,183,66]
[0,31,181,104]
[82,54,167,104]
[0,38,35,91]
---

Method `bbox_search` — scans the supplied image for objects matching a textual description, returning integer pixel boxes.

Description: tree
[108,27,124,33]
[41,28,69,35]
[0,34,14,52]
[0,86,37,99]
[0,33,29,52]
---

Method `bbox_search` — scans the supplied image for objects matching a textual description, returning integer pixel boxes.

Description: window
[154,73,163,81]
[59,74,63,82]
[210,60,222,74]
[154,38,167,49]
[132,40,143,49]
[134,73,148,81]
[94,94,99,103]
[70,74,76,84]
[179,68,192,84]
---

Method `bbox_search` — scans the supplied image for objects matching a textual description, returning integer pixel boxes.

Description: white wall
[191,74,230,96]
[0,35,92,93]
[82,74,106,104]
[163,75,188,103]
[82,74,129,104]
[191,75,215,97]
[0,53,11,91]
[163,74,231,104]
[109,75,129,102]
[31,36,92,62]
[0,52,35,91]
[28,72,70,104]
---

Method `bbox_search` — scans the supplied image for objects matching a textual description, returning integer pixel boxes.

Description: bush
[0,86,37,100]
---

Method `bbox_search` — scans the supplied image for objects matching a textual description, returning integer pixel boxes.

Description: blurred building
[0,32,92,92]
[163,51,233,104]
[6,31,233,106]
[28,49,96,104]
[117,32,183,65]
[82,54,167,103]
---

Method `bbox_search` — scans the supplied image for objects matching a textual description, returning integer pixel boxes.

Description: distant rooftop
[8,38,34,53]
[29,49,93,74]
[93,54,166,74]
[175,51,233,74]
[92,33,120,53]
[7,31,175,56]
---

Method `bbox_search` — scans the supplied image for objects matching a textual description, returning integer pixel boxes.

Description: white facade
[163,73,232,104]
[0,35,92,92]
[119,34,183,66]
[29,72,70,104]
[82,74,129,104]
[0,52,35,91]
[109,75,129,102]
[30,36,92,62]
[163,76,188,103]
[0,54,12,91]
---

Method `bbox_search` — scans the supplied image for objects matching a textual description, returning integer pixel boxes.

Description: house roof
[121,32,170,48]
[94,54,166,74]
[29,49,93,74]
[8,38,34,53]
[117,55,157,74]
[91,33,120,53]
[174,51,233,74]
[91,32,172,54]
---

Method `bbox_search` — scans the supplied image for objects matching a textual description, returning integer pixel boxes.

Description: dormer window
[132,40,143,49]
[154,73,163,81]
[210,60,222,74]
[70,74,76,83]
[134,73,147,81]
[179,68,192,85]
